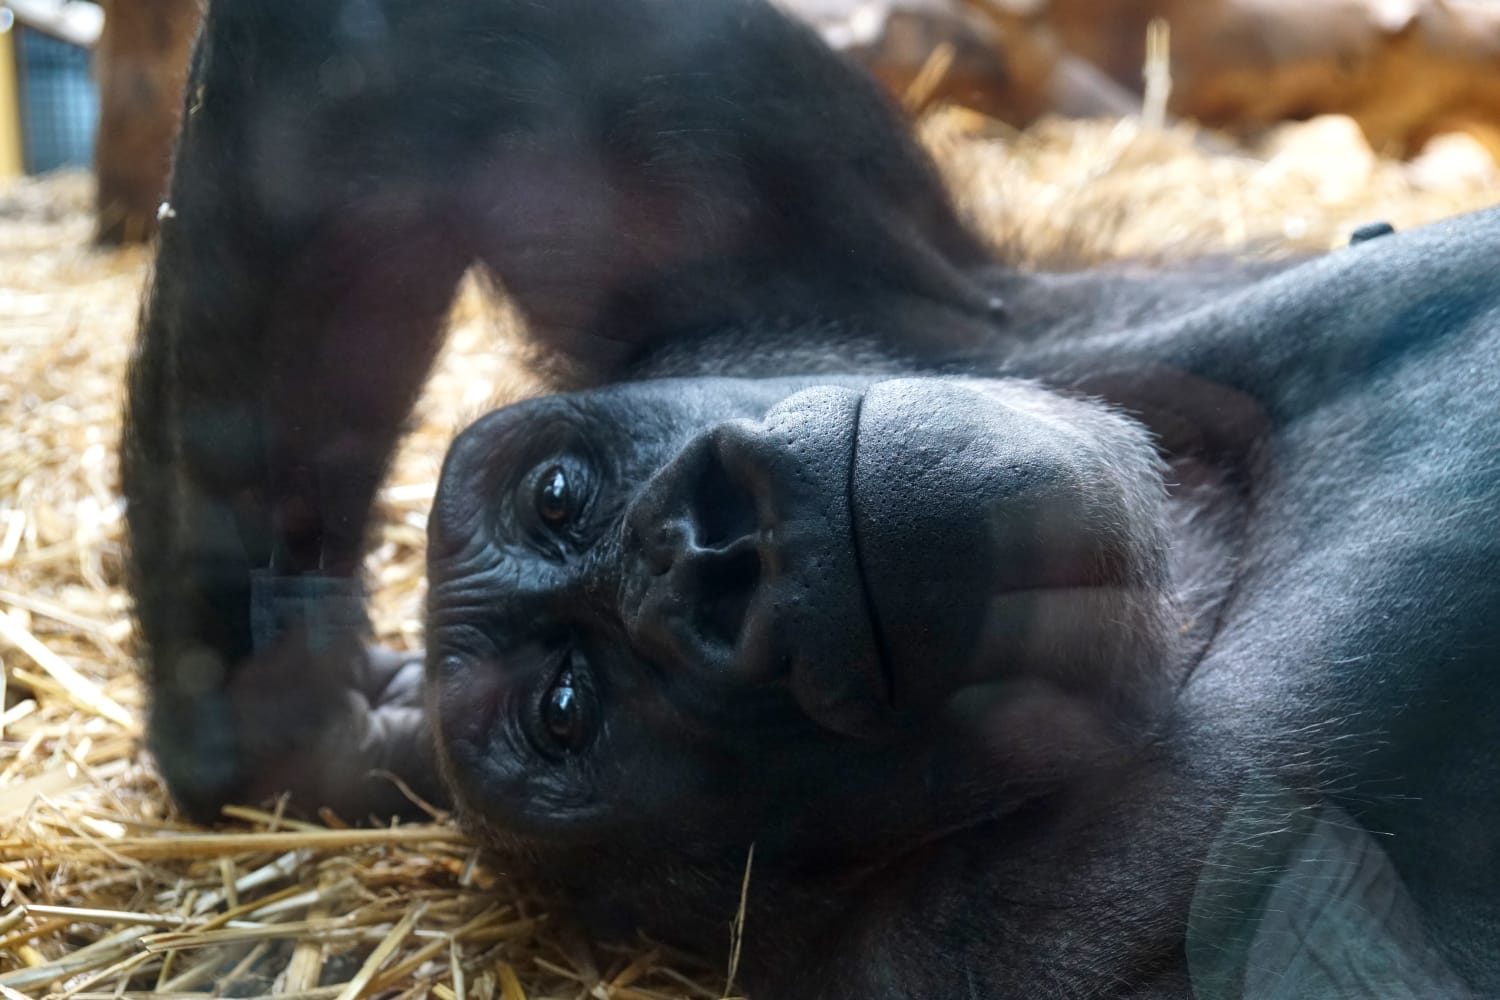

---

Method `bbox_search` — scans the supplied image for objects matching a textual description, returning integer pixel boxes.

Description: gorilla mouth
[846,391,899,709]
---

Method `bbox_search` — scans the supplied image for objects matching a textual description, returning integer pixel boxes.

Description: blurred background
[2,0,1498,246]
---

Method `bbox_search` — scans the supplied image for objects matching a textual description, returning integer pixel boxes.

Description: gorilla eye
[514,455,593,555]
[536,465,573,525]
[542,669,586,749]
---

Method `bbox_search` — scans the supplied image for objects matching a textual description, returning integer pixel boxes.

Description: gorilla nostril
[692,447,759,549]
[696,543,760,649]
[625,424,770,668]
[644,521,685,576]
[682,436,763,652]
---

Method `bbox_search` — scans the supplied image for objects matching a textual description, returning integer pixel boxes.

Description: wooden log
[968,0,1500,155]
[783,0,1138,119]
[0,20,23,177]
[93,0,200,245]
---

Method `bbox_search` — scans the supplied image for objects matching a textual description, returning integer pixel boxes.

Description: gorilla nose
[622,423,772,677]
[618,386,891,735]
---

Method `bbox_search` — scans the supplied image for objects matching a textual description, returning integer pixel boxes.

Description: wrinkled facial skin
[426,374,1177,889]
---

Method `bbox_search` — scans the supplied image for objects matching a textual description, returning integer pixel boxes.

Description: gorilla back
[123,0,1500,995]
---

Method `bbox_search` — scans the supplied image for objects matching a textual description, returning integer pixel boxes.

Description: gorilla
[122,0,1500,996]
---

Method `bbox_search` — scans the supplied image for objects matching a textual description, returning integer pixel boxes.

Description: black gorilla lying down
[122,0,1500,995]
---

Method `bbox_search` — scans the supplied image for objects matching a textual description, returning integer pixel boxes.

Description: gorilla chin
[426,374,1183,881]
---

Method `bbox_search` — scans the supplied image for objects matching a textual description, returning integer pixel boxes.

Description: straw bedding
[1,111,1495,999]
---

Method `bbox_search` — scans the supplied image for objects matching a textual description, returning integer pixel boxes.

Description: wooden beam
[0,17,24,178]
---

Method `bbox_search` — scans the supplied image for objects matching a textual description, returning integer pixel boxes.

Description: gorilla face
[427,374,1181,874]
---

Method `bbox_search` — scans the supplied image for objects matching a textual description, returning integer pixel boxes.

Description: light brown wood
[969,0,1500,154]
[0,26,22,178]
[92,0,200,245]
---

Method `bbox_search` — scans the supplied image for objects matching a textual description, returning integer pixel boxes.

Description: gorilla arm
[121,4,476,820]
[124,0,1005,822]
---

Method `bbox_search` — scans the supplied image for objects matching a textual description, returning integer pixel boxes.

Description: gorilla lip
[846,390,899,709]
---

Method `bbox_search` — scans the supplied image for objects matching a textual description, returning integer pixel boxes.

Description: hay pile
[1,112,1495,1000]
